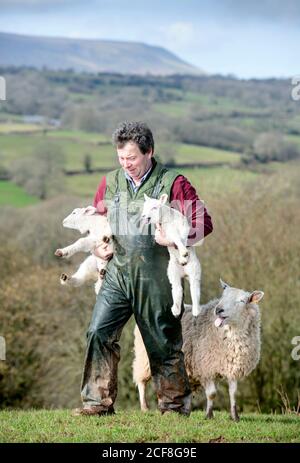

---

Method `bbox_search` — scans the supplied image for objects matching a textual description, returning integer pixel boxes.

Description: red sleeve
[169,175,213,246]
[93,176,107,215]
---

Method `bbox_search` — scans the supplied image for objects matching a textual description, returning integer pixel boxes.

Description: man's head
[112,121,154,182]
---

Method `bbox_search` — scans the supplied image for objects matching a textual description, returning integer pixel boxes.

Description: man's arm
[93,176,113,260]
[93,176,107,214]
[170,175,213,246]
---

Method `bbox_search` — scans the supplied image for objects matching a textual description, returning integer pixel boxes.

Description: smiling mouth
[214,316,228,328]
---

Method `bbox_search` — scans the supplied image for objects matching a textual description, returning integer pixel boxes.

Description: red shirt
[93,174,213,246]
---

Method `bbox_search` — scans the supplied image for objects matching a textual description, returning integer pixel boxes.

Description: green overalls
[80,160,192,415]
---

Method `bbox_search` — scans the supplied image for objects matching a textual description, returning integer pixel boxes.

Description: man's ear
[248,291,264,304]
[159,194,168,205]
[84,206,98,216]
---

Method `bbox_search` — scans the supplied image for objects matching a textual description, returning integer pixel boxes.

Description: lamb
[141,193,202,317]
[54,206,113,294]
[133,279,264,421]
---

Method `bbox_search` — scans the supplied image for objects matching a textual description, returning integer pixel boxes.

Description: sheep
[141,193,201,317]
[54,206,113,294]
[133,279,264,421]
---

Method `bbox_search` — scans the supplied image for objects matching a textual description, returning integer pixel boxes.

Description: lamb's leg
[167,260,183,318]
[174,241,189,265]
[188,276,201,317]
[205,381,217,419]
[60,255,98,287]
[55,236,97,258]
[228,379,240,422]
[133,325,151,412]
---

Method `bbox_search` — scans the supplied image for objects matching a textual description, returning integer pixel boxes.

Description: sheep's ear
[220,278,229,290]
[159,194,168,205]
[248,291,264,304]
[84,206,97,216]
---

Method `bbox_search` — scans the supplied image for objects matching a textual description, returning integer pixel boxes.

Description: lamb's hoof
[60,273,69,284]
[55,249,63,257]
[192,306,201,317]
[99,269,106,279]
[171,305,181,318]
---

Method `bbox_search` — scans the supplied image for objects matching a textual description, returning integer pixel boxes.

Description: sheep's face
[140,194,168,224]
[63,206,98,233]
[214,279,264,329]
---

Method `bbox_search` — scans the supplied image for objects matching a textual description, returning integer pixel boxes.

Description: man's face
[117,141,153,182]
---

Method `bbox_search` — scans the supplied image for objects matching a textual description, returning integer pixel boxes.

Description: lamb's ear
[84,206,97,216]
[248,291,264,304]
[159,194,168,205]
[144,193,150,201]
[220,278,229,290]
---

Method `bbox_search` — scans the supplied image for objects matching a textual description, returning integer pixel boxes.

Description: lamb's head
[62,206,98,234]
[140,193,168,224]
[214,279,264,329]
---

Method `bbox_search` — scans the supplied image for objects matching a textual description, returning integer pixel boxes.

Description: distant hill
[0,31,203,76]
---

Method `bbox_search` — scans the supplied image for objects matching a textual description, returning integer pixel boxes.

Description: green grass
[0,131,240,175]
[0,132,116,170]
[176,144,240,164]
[0,181,39,207]
[0,409,299,443]
[0,123,43,133]
[47,129,110,144]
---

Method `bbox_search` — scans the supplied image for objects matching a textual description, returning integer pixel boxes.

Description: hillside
[0,31,202,75]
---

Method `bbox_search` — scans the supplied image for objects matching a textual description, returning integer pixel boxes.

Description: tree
[11,142,66,200]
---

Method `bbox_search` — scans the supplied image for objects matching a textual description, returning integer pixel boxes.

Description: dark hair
[112,121,154,155]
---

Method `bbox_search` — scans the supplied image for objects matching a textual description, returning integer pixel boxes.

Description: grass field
[0,130,241,172]
[0,409,299,443]
[0,123,43,133]
[0,181,39,207]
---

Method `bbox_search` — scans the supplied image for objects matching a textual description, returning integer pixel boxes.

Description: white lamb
[133,279,264,421]
[55,206,113,294]
[141,193,201,317]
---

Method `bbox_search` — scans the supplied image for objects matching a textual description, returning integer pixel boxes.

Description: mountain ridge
[0,31,204,76]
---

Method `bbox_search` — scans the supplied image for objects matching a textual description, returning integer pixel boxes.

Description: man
[74,121,213,416]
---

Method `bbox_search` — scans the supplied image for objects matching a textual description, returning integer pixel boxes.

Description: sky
[0,0,299,78]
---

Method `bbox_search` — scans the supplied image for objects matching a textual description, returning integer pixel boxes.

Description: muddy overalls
[80,160,192,415]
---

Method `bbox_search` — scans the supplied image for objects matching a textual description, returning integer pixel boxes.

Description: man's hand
[93,241,113,261]
[154,224,175,247]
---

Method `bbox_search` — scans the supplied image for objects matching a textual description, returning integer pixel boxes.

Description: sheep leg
[133,325,151,412]
[205,381,217,419]
[60,255,98,287]
[55,236,97,258]
[228,380,240,422]
[167,261,183,317]
[138,381,150,412]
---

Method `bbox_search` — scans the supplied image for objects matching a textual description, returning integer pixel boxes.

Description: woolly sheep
[141,193,202,317]
[54,206,113,294]
[133,279,264,421]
